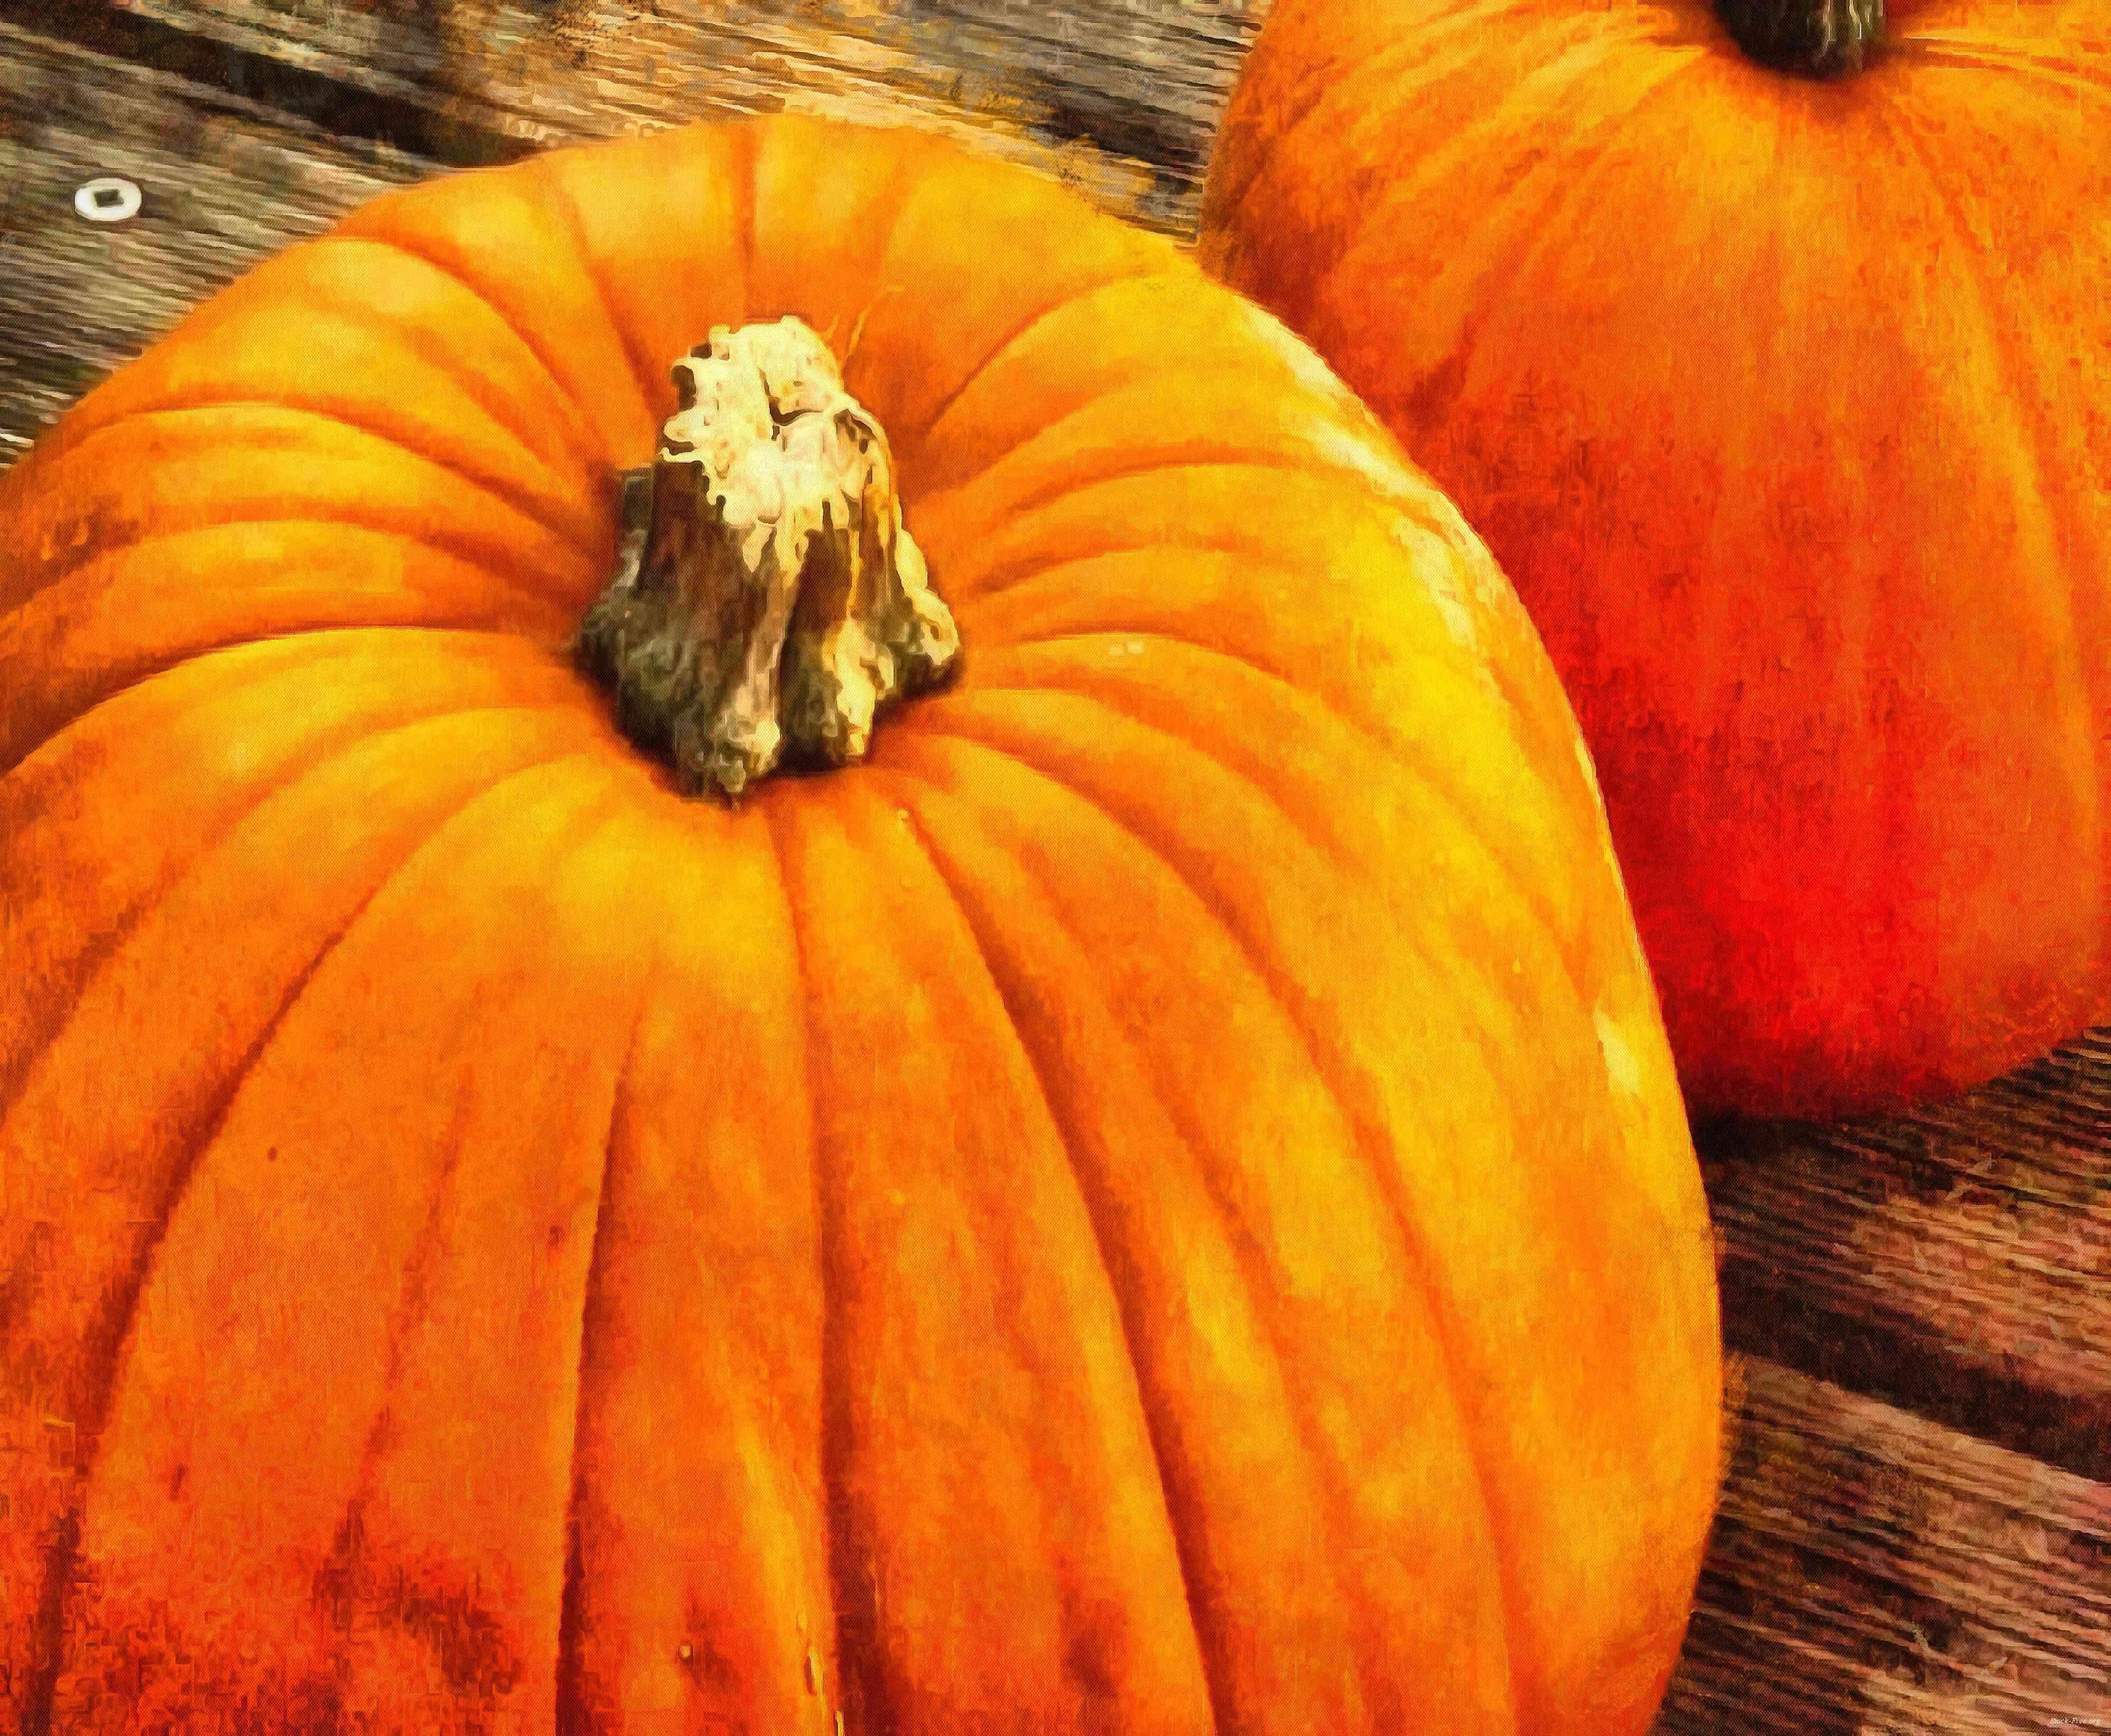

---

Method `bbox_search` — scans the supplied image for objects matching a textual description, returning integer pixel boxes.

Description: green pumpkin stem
[1715,0,1882,75]
[577,317,959,799]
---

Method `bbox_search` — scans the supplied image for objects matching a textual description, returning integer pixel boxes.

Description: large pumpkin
[1199,0,2111,1117]
[0,118,1720,1734]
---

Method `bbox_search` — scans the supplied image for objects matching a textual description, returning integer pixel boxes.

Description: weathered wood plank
[54,0,1262,236]
[1698,1028,2111,1484]
[0,20,429,453]
[1658,1357,2111,1735]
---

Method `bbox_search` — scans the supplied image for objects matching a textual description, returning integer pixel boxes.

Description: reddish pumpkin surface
[0,119,1719,1734]
[1200,0,2111,1117]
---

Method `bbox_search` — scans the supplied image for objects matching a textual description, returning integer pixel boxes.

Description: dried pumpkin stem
[578,317,959,798]
[1716,0,1882,75]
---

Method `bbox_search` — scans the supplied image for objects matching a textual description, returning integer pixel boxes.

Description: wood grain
[50,0,1264,237]
[1700,1028,2111,1483]
[0,18,427,452]
[1660,1357,2111,1735]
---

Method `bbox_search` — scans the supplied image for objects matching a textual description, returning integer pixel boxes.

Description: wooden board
[3,13,2107,1733]
[0,18,428,451]
[1661,1357,2111,1735]
[32,0,1263,238]
[1701,1031,2111,1485]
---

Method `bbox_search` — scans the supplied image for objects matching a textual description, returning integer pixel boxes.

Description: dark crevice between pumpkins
[576,317,960,800]
[1716,0,1884,77]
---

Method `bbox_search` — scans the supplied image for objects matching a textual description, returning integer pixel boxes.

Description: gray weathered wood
[1700,1028,2111,1484]
[69,0,1263,236]
[0,20,429,452]
[1658,1357,2111,1735]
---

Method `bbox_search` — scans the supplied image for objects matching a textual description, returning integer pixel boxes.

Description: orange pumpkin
[1199,0,2111,1117]
[0,118,1720,1734]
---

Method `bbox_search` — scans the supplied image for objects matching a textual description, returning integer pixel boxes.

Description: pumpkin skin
[1198,0,2111,1118]
[0,118,1720,1735]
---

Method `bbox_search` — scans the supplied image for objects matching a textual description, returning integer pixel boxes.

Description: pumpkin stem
[1715,0,1882,75]
[577,317,959,799]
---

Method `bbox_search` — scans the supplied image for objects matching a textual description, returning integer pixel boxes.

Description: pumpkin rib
[1,554,577,776]
[729,120,764,356]
[47,759,640,1732]
[1878,96,2110,1022]
[890,729,1533,1725]
[809,130,954,378]
[550,980,655,1734]
[963,445,1426,541]
[88,398,602,559]
[900,693,1590,1074]
[1203,0,1525,223]
[1310,42,1702,424]
[4,723,615,1210]
[2,625,575,781]
[935,465,1434,606]
[917,667,1587,1006]
[892,776,1525,1729]
[1242,2,1682,257]
[3,408,601,626]
[885,793,1250,1734]
[751,795,863,1731]
[1890,31,2111,93]
[21,779,496,1726]
[322,1083,489,1644]
[907,264,1187,455]
[262,240,610,492]
[944,543,1572,784]
[308,231,607,474]
[542,164,672,449]
[20,1512,74,1736]
[0,692,596,1136]
[2,503,590,662]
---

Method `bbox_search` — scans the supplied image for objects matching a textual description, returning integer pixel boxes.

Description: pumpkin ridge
[890,732,1530,1727]
[1890,33,2111,93]
[2,493,596,656]
[551,979,654,1735]
[0,694,596,1149]
[885,794,1237,1733]
[1879,98,2111,1016]
[106,398,602,560]
[729,121,763,359]
[22,787,482,1721]
[326,841,649,1632]
[981,722,1544,1722]
[543,165,670,453]
[960,442,1423,535]
[937,464,1430,606]
[1314,41,1703,418]
[950,629,1427,771]
[919,661,1586,1000]
[4,405,603,619]
[808,128,957,389]
[908,263,1183,457]
[1202,0,1528,226]
[750,796,862,1732]
[5,518,575,698]
[311,231,607,474]
[901,780,1521,1729]
[2,628,578,781]
[942,536,1551,765]
[3,597,577,779]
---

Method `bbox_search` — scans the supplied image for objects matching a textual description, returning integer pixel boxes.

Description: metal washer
[75,177,143,224]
